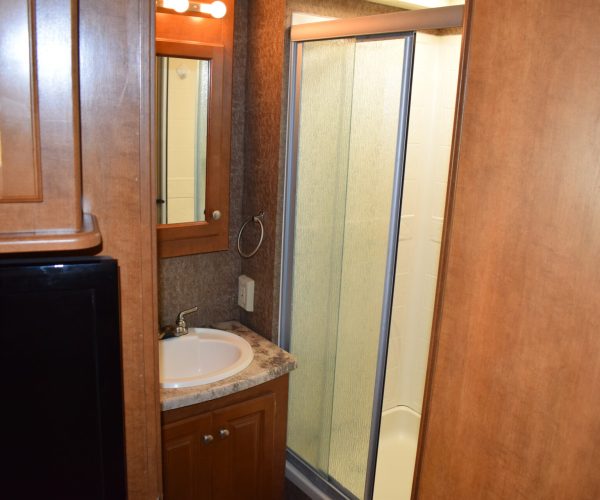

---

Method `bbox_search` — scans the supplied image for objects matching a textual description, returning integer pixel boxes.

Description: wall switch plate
[238,275,254,312]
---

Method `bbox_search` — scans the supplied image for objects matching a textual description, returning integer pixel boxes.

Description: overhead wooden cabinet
[162,376,288,500]
[415,0,600,498]
[0,0,100,253]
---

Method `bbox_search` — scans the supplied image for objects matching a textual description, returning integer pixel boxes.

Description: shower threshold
[285,449,358,500]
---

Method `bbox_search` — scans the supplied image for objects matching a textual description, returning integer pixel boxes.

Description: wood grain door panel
[415,1,600,498]
[0,0,41,202]
[0,0,82,233]
[212,393,276,500]
[163,412,213,500]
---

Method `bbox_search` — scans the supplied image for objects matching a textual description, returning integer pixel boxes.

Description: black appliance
[0,257,126,499]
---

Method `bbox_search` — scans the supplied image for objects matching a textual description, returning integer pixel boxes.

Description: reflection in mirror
[156,56,210,224]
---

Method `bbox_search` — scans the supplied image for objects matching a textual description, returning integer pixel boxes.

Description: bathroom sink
[159,328,254,388]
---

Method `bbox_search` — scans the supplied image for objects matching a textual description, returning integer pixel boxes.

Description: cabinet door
[212,393,277,500]
[162,412,213,500]
[0,0,81,233]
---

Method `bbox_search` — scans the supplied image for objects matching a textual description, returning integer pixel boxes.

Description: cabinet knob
[203,434,214,444]
[219,428,230,439]
[212,210,222,221]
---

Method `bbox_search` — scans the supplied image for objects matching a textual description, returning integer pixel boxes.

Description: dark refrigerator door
[0,258,126,499]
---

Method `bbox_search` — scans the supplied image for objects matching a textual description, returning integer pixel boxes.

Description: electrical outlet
[238,275,254,312]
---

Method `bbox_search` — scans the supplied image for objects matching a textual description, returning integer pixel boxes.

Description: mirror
[155,1,234,258]
[157,56,210,224]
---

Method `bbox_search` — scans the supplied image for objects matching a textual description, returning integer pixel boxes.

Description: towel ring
[237,211,264,258]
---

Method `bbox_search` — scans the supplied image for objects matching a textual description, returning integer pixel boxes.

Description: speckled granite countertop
[160,321,297,411]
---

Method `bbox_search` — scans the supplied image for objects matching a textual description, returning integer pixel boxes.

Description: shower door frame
[280,6,465,500]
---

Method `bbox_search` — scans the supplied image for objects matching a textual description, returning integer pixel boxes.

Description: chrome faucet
[159,306,198,339]
[175,306,198,335]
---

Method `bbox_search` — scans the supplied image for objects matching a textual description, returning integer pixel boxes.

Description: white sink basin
[159,328,254,388]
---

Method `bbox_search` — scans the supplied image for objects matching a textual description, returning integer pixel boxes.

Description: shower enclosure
[284,33,411,499]
[280,7,463,500]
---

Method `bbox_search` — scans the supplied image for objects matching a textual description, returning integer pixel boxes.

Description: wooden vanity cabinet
[162,375,289,500]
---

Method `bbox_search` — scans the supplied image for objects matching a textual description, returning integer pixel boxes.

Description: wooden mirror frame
[155,3,233,258]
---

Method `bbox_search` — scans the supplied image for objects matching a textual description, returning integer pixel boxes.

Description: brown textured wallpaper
[238,0,287,341]
[158,0,248,328]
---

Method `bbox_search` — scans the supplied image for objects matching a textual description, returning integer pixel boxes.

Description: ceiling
[366,0,464,9]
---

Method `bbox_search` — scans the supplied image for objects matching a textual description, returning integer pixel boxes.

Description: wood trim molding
[0,212,101,253]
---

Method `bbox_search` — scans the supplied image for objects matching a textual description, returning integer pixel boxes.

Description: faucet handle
[175,306,198,334]
[176,306,198,324]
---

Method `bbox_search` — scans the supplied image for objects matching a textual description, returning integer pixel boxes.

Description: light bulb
[199,1,227,18]
[209,1,227,18]
[167,0,189,13]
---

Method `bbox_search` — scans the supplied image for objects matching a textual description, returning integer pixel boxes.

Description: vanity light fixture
[157,0,227,18]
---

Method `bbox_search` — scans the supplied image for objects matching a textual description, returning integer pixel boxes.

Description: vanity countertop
[160,321,297,411]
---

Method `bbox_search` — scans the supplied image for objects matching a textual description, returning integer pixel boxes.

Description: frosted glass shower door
[285,34,412,498]
[286,38,355,476]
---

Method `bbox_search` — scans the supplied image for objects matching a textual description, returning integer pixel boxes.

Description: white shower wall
[166,58,200,223]
[383,32,461,414]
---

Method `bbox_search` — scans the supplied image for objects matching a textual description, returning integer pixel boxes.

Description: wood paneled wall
[416,1,600,498]
[79,0,161,497]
